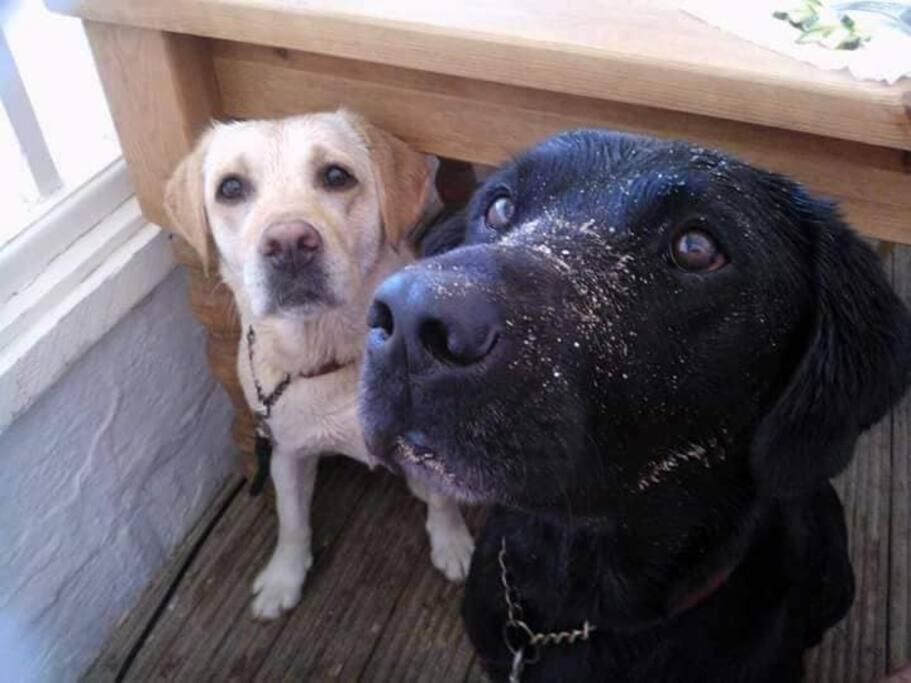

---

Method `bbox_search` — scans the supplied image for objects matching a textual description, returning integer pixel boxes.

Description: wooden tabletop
[50,0,910,150]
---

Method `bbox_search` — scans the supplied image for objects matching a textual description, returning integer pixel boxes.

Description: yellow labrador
[165,111,474,620]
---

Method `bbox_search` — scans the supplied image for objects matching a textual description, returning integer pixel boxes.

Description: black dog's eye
[322,164,357,190]
[485,196,515,230]
[216,175,248,202]
[670,229,727,272]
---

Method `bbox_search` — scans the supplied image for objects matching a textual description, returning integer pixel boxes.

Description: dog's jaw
[389,435,491,505]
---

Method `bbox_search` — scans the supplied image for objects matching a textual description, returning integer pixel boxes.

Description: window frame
[0,13,176,431]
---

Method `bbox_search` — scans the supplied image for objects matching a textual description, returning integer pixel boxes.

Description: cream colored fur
[165,111,473,620]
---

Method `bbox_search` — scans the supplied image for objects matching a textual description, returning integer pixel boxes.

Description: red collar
[669,564,736,618]
[299,358,352,380]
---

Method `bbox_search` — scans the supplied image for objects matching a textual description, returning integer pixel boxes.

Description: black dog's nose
[259,220,322,271]
[370,269,500,368]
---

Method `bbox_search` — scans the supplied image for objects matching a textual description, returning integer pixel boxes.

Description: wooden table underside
[75,19,910,471]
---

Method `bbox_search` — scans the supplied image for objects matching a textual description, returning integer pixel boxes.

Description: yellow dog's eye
[216,175,248,202]
[323,164,357,190]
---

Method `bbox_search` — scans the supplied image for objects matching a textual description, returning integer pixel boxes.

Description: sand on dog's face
[360,129,815,514]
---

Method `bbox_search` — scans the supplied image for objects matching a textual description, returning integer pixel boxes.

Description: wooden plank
[850,417,891,682]
[889,246,910,674]
[846,204,911,251]
[805,437,854,683]
[90,462,486,682]
[213,44,911,244]
[83,23,220,226]
[805,441,855,682]
[216,42,910,211]
[169,458,374,681]
[253,471,442,680]
[806,357,893,681]
[81,473,245,682]
[359,508,484,683]
[126,459,370,679]
[120,481,274,681]
[46,0,911,151]
[133,496,288,681]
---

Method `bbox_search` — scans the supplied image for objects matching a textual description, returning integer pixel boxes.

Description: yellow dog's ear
[346,112,433,248]
[164,129,214,271]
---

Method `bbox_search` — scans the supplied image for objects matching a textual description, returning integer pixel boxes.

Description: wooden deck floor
[85,246,911,683]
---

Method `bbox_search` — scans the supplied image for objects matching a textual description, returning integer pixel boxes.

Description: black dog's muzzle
[367,266,502,376]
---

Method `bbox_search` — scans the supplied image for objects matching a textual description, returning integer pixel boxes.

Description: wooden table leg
[85,23,254,475]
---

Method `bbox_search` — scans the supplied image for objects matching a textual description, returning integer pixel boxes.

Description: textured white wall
[0,269,235,682]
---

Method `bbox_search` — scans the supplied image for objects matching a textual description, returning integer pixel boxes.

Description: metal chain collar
[498,538,596,683]
[245,325,292,496]
[246,325,292,429]
[244,325,354,496]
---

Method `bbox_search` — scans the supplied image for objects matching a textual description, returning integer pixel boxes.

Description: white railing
[0,6,141,358]
[0,2,176,433]
[0,2,133,311]
[0,29,62,199]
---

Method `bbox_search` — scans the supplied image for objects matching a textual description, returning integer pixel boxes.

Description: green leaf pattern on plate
[774,0,871,50]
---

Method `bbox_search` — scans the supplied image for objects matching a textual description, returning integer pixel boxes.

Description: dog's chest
[238,349,367,458]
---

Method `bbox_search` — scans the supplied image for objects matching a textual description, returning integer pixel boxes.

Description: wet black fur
[361,130,911,682]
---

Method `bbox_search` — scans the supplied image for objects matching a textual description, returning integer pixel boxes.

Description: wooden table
[48,0,911,471]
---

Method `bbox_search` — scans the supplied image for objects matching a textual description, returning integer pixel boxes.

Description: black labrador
[359,130,911,682]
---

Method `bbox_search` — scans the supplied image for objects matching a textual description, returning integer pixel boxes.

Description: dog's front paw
[250,551,312,620]
[428,520,475,582]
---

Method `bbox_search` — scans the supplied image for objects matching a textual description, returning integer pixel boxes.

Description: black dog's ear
[750,178,911,497]
[417,207,469,257]
[412,159,476,257]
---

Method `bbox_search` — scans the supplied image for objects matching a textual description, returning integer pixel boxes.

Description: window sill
[0,201,176,432]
